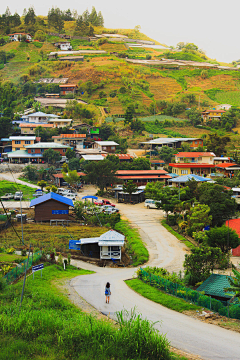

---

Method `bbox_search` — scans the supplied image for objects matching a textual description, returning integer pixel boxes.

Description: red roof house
[226,219,240,256]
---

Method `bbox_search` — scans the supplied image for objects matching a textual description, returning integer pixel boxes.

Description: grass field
[0,264,179,360]
[0,180,36,201]
[0,253,26,263]
[0,223,107,252]
[140,114,186,122]
[215,91,240,107]
[126,278,201,313]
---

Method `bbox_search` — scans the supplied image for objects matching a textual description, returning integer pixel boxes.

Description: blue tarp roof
[168,174,212,183]
[82,195,98,200]
[30,192,74,207]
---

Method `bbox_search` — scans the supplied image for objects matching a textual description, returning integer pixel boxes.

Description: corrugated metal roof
[30,192,74,207]
[197,274,233,299]
[117,170,167,175]
[95,141,119,146]
[169,174,212,183]
[82,155,104,161]
[117,175,171,179]
[215,163,237,168]
[9,136,36,140]
[175,152,215,157]
[7,150,43,158]
[99,230,125,241]
[19,124,54,128]
[25,142,69,149]
[169,163,215,168]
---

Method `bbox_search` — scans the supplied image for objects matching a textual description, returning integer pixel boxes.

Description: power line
[0,198,22,244]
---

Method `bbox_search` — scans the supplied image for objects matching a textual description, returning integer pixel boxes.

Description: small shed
[30,192,74,222]
[76,230,125,260]
[197,274,234,304]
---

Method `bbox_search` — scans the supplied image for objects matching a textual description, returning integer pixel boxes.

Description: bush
[6,248,15,254]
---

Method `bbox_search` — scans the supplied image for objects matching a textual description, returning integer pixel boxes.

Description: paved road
[71,191,240,360]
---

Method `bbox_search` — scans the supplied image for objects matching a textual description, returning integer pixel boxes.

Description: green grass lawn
[215,91,240,107]
[0,264,179,360]
[0,253,26,263]
[0,180,37,201]
[140,114,186,122]
[126,278,201,313]
[161,220,195,249]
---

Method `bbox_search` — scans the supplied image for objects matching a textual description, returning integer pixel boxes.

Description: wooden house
[30,192,74,222]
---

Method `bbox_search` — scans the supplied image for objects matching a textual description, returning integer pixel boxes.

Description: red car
[94,199,115,207]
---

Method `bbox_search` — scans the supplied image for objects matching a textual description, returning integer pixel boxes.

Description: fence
[3,251,42,285]
[139,268,240,320]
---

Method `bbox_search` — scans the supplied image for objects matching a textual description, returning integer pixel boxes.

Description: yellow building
[9,136,36,151]
[48,119,72,128]
[174,152,215,164]
[201,109,226,122]
[169,163,215,176]
[19,124,54,135]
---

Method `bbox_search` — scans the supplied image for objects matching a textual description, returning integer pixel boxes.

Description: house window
[31,149,35,153]
[41,149,44,153]
[30,128,33,130]
[195,141,198,144]
[62,149,66,153]
[25,141,31,144]
[16,148,20,151]
[181,170,188,174]
[111,146,115,150]
[103,147,106,150]
[15,141,21,144]
[180,158,183,161]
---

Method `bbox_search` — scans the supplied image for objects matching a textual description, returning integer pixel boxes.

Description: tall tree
[89,7,98,25]
[24,7,36,25]
[205,133,230,156]
[206,226,240,254]
[187,203,212,235]
[199,183,237,226]
[0,116,12,138]
[48,7,64,32]
[43,149,61,164]
[84,159,118,193]
[97,11,104,26]
[123,180,138,203]
[63,170,80,188]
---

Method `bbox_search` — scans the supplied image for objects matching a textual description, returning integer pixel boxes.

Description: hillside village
[1,6,240,360]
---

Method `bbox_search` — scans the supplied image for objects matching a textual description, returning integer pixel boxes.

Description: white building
[9,33,32,42]
[216,104,232,111]
[22,111,60,124]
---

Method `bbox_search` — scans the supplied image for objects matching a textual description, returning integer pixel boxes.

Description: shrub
[6,248,15,254]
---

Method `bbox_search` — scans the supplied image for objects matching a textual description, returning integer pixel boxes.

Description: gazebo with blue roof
[30,192,74,222]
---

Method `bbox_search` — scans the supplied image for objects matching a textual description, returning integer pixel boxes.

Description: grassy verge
[126,278,201,313]
[161,220,195,249]
[18,177,39,186]
[115,220,149,266]
[0,180,36,201]
[0,253,26,263]
[0,264,179,360]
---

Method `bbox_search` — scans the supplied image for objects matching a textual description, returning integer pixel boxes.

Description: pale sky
[1,0,240,63]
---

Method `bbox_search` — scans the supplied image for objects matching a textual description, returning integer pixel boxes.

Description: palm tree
[224,266,240,302]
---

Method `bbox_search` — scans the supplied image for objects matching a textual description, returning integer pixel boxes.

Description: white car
[63,193,76,201]
[14,192,23,200]
[144,199,160,209]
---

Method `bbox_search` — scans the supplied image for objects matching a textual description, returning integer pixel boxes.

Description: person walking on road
[105,282,111,303]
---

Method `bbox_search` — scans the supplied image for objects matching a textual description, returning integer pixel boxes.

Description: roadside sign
[32,263,44,279]
[69,240,81,250]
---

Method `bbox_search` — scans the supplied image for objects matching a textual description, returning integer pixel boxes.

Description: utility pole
[20,196,24,245]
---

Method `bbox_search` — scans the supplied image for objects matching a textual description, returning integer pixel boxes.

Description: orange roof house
[226,219,240,256]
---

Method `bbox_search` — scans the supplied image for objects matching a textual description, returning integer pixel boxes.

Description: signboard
[52,210,69,215]
[32,263,44,279]
[32,264,44,272]
[69,240,81,250]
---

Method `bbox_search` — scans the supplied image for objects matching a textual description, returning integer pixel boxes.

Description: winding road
[71,199,240,360]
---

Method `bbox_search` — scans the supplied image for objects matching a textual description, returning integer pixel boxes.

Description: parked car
[86,207,102,215]
[64,193,76,201]
[62,190,78,198]
[34,191,44,198]
[144,199,160,209]
[14,192,23,200]
[1,193,14,200]
[94,199,115,207]
[57,188,66,195]
[101,205,119,213]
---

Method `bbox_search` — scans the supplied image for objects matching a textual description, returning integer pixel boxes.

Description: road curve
[71,200,240,359]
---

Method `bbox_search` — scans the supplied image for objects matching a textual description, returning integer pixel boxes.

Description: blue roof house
[30,192,74,222]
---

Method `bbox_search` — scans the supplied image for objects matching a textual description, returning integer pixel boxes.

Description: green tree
[186,108,202,126]
[37,180,47,191]
[68,158,80,171]
[124,107,134,124]
[205,133,230,156]
[154,186,180,222]
[74,200,86,220]
[84,159,118,193]
[187,203,212,237]
[63,170,80,188]
[184,246,223,285]
[224,267,240,302]
[48,7,64,32]
[22,165,38,181]
[206,226,240,254]
[0,116,12,138]
[123,180,138,203]
[158,146,175,164]
[62,163,69,173]
[99,124,114,140]
[198,183,237,226]
[24,7,36,25]
[43,149,62,164]
[66,148,76,160]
